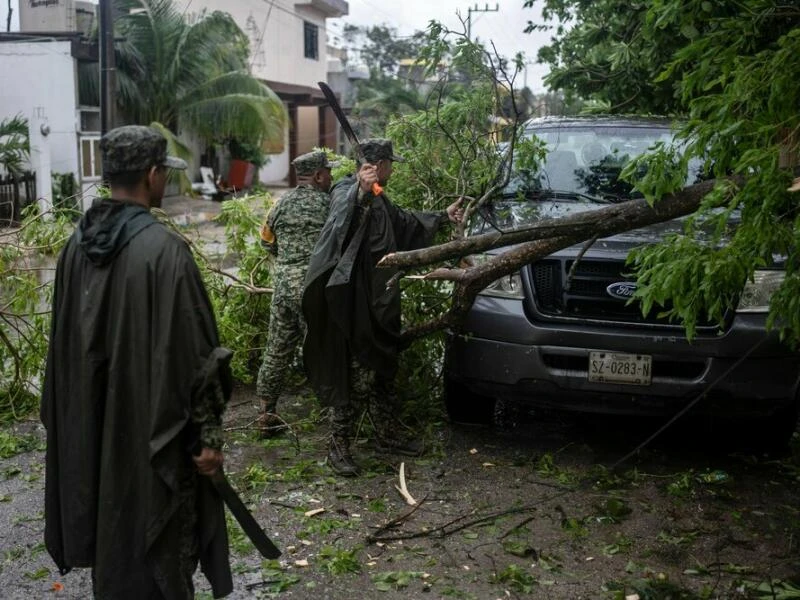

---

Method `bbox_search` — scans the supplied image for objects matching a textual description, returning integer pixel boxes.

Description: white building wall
[19,0,75,32]
[0,40,80,198]
[259,113,291,184]
[177,0,329,89]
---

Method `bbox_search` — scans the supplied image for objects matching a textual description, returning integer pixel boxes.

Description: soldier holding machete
[302,138,464,476]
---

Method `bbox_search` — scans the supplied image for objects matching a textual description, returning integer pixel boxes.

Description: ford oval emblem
[606,282,637,300]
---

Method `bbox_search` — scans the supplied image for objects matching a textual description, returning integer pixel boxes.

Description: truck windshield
[505,124,703,202]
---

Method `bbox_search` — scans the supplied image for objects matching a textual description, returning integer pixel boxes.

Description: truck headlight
[736,270,785,313]
[472,254,524,299]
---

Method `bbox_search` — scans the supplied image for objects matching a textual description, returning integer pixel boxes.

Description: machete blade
[318,81,360,155]
[211,469,281,559]
[318,81,383,195]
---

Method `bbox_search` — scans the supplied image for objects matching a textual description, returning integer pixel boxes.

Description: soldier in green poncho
[41,126,233,599]
[302,139,463,476]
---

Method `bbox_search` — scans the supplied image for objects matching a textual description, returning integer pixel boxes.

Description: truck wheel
[444,377,495,424]
[759,404,799,453]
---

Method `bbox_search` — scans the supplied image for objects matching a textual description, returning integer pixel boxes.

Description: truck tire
[444,377,495,424]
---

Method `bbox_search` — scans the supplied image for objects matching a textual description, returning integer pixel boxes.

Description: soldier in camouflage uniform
[255,150,333,437]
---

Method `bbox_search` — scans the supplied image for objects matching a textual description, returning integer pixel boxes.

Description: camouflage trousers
[256,271,306,405]
[329,360,401,438]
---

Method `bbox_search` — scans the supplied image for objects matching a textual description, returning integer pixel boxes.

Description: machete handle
[372,182,383,195]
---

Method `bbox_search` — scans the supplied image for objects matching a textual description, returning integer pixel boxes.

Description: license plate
[588,352,652,385]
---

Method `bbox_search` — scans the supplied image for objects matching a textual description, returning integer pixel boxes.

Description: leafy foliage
[51,172,80,214]
[490,564,538,593]
[372,570,426,592]
[626,3,800,343]
[0,430,42,458]
[342,24,428,78]
[524,0,715,114]
[526,1,800,344]
[351,76,429,137]
[0,204,77,423]
[318,545,362,575]
[0,115,30,177]
[191,194,274,382]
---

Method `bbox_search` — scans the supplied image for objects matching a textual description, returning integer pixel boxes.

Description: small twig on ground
[499,512,538,540]
[246,579,284,591]
[365,493,429,543]
[368,502,559,544]
[269,500,300,510]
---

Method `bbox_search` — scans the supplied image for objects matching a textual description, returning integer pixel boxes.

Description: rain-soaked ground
[2,381,800,600]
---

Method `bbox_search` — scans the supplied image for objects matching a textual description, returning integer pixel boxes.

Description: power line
[257,0,343,41]
[354,0,416,31]
[250,0,275,70]
[466,2,498,41]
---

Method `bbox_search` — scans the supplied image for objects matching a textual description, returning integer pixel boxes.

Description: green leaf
[680,23,699,40]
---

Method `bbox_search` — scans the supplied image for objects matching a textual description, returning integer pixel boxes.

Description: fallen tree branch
[399,178,741,342]
[381,178,732,271]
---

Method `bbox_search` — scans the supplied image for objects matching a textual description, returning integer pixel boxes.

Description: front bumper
[445,297,800,417]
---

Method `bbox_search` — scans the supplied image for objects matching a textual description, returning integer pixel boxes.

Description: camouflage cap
[358,138,405,164]
[100,125,188,175]
[292,150,335,176]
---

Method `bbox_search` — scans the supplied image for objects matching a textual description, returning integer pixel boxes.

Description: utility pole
[467,3,499,42]
[98,0,116,137]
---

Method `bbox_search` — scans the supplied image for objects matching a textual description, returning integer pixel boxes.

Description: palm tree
[84,0,286,189]
[353,76,428,136]
[0,115,30,177]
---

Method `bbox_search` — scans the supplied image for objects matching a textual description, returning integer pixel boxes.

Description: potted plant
[228,138,267,189]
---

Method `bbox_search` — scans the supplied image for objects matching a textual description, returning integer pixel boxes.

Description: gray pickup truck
[444,116,800,444]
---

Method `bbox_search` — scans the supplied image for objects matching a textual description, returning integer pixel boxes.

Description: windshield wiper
[502,188,616,204]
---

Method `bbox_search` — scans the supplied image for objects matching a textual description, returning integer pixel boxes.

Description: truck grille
[529,259,716,327]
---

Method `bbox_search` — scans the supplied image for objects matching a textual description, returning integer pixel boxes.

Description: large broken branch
[397,178,739,342]
[382,178,727,271]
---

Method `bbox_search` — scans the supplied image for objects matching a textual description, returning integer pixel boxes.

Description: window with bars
[304,21,319,60]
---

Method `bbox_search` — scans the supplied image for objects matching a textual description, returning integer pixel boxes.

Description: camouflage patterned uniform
[256,155,331,433]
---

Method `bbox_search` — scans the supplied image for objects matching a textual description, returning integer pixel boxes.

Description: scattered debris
[395,462,418,506]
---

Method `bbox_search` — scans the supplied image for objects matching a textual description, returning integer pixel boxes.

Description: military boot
[256,397,287,439]
[373,424,425,456]
[327,406,360,477]
[369,383,425,457]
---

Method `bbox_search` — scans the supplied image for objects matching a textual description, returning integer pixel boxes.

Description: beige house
[173,0,349,185]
